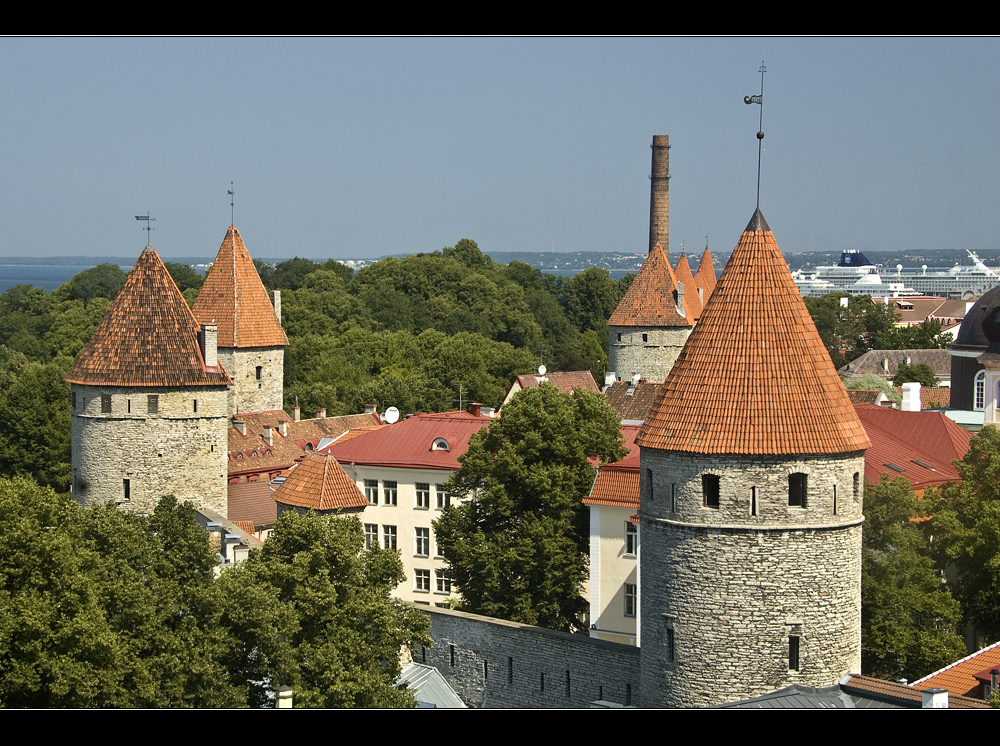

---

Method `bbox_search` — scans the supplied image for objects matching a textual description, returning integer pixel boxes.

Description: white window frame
[415,482,430,510]
[364,523,378,550]
[625,522,638,556]
[364,479,378,505]
[435,486,449,509]
[435,570,451,594]
[975,369,987,411]
[625,583,637,617]
[383,525,397,550]
[415,527,430,557]
[384,480,397,506]
[415,569,430,593]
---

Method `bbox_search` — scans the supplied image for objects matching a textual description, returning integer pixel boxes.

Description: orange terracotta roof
[914,642,1000,700]
[637,209,870,456]
[272,452,367,512]
[842,674,988,708]
[603,379,661,421]
[193,226,288,349]
[695,244,717,300]
[672,252,703,321]
[68,247,231,388]
[608,242,692,328]
[584,424,640,508]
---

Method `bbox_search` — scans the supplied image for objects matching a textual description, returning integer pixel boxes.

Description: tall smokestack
[649,135,669,254]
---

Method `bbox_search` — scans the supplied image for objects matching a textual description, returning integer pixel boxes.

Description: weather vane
[744,61,766,209]
[228,182,235,226]
[135,213,156,241]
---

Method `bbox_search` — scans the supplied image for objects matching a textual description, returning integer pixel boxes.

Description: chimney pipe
[278,420,287,437]
[648,134,669,254]
[271,290,282,323]
[233,419,247,437]
[200,323,218,368]
[292,405,300,422]
[901,382,922,412]
[263,426,273,446]
[364,403,377,415]
[921,688,949,708]
[469,402,483,417]
[317,407,326,420]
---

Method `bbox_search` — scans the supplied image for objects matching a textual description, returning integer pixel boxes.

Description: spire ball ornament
[757,130,765,140]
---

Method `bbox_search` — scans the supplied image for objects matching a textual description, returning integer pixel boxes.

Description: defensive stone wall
[220,346,284,415]
[419,607,640,708]
[71,383,229,516]
[609,326,691,384]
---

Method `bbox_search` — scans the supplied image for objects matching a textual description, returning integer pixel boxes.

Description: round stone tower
[192,226,288,417]
[68,246,232,516]
[636,209,870,708]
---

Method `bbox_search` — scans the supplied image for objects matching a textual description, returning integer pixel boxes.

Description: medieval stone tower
[68,246,231,516]
[635,209,870,707]
[192,226,288,416]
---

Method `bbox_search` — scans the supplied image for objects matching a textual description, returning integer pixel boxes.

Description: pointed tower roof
[193,226,288,349]
[637,209,870,455]
[673,252,703,321]
[608,242,692,328]
[272,452,367,512]
[695,244,717,299]
[68,247,231,387]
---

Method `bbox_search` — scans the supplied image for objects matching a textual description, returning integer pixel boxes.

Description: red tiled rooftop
[584,424,640,508]
[604,379,661,421]
[673,252,703,321]
[272,452,367,512]
[637,209,870,456]
[608,243,692,328]
[192,226,288,349]
[323,410,492,471]
[842,674,988,708]
[914,641,1000,700]
[694,244,717,300]
[68,248,232,388]
[507,370,599,401]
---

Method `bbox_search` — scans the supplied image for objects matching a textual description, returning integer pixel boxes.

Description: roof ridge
[608,242,691,328]
[912,639,1000,686]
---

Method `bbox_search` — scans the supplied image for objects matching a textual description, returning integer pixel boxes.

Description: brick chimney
[200,323,218,368]
[271,290,281,323]
[278,420,287,437]
[469,402,483,417]
[364,403,377,415]
[317,407,326,420]
[292,406,300,422]
[263,426,273,446]
[233,419,247,436]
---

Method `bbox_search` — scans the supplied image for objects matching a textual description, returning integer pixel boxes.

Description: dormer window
[431,438,450,451]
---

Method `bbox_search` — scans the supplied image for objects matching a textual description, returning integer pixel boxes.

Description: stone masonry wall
[219,346,284,416]
[609,326,691,384]
[71,384,229,516]
[419,607,640,708]
[638,449,864,707]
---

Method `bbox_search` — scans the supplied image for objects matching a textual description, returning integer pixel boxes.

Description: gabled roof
[695,244,717,300]
[583,424,640,509]
[839,349,952,379]
[914,641,1000,699]
[672,252,702,321]
[607,242,691,328]
[272,452,367,512]
[510,370,599,394]
[192,226,288,349]
[323,410,491,471]
[603,378,660,422]
[68,247,231,388]
[637,209,870,455]
[854,403,971,492]
[228,482,278,527]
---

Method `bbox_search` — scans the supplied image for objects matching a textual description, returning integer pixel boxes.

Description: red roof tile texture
[192,226,288,349]
[843,674,988,708]
[914,641,1000,699]
[584,424,641,508]
[608,243,692,328]
[695,245,717,300]
[673,252,703,321]
[637,210,871,455]
[604,379,661,421]
[273,452,368,512]
[511,371,600,395]
[68,248,231,388]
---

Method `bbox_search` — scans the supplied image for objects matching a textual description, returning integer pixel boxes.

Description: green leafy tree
[164,262,204,292]
[433,383,626,632]
[932,425,1000,642]
[55,263,126,307]
[861,475,967,681]
[841,373,902,405]
[892,362,941,388]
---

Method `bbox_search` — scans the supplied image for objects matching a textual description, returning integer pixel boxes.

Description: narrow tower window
[148,394,158,414]
[750,486,757,516]
[789,636,800,671]
[646,469,653,503]
[255,365,262,381]
[101,394,112,413]
[123,478,130,502]
[788,473,807,508]
[853,472,861,502]
[702,474,720,509]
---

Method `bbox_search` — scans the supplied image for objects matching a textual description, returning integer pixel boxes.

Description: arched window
[431,438,450,451]
[975,370,987,411]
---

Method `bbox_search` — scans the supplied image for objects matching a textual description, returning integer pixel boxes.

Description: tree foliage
[892,362,940,388]
[931,425,1000,643]
[433,384,626,632]
[861,475,966,681]
[0,480,429,707]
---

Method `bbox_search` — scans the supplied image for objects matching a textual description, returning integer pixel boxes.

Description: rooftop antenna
[135,214,156,242]
[228,182,235,226]
[744,61,766,208]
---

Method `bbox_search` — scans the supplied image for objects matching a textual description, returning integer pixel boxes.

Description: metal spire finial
[744,61,766,209]
[135,213,156,242]
[228,182,235,226]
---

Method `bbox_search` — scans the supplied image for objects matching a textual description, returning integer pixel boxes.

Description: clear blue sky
[1,37,996,260]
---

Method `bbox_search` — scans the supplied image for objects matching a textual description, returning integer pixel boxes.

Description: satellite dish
[384,406,400,424]
[537,364,547,375]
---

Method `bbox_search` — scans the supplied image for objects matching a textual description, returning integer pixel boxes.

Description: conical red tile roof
[695,244,717,299]
[608,242,692,328]
[637,209,870,455]
[68,247,231,387]
[193,226,288,348]
[673,252,703,321]
[272,452,367,512]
